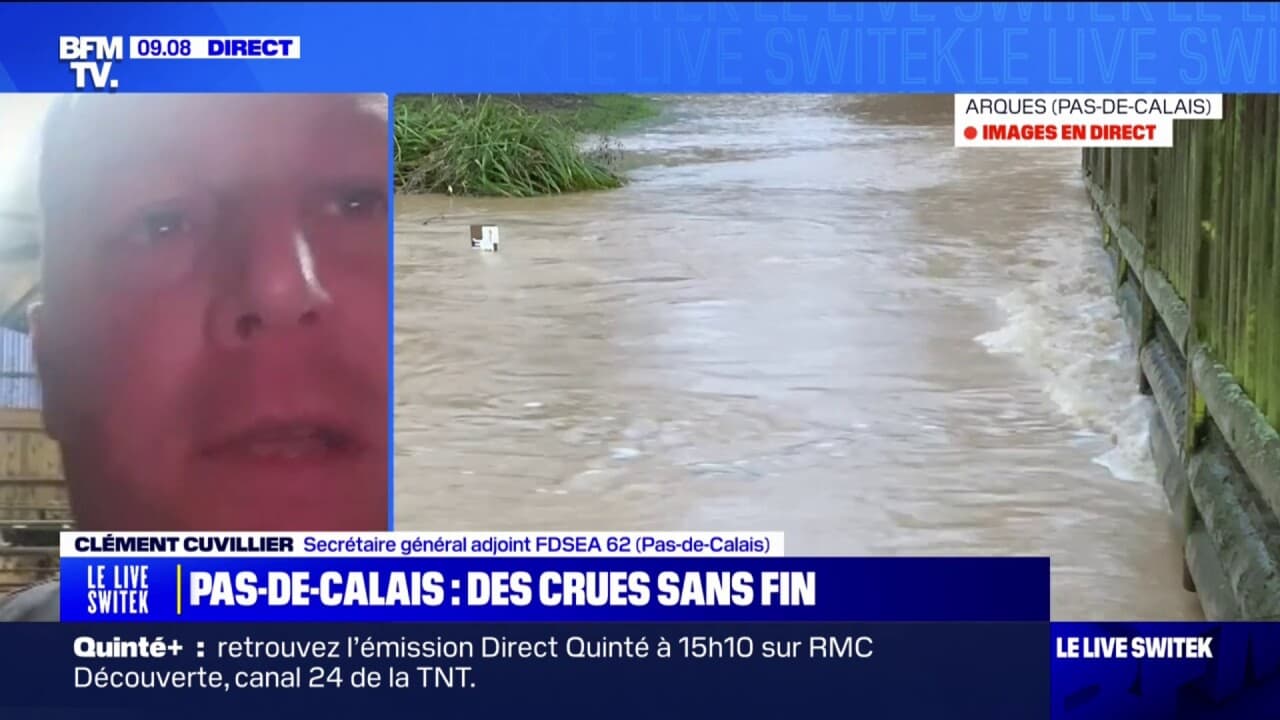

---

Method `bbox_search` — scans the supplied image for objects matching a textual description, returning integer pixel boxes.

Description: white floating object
[470,224,500,252]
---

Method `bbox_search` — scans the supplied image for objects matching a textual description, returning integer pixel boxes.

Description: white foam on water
[977,198,1157,485]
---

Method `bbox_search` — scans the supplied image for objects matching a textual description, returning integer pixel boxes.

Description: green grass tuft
[513,94,660,134]
[394,95,632,197]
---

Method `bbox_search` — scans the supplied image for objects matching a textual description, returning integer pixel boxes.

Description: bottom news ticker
[0,531,1275,719]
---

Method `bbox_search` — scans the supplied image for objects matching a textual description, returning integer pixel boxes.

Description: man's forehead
[51,93,382,150]
[53,92,383,125]
[41,94,385,212]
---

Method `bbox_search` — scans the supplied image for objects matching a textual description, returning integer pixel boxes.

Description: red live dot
[964,127,977,140]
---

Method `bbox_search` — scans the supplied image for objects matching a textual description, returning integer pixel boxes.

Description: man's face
[35,94,388,531]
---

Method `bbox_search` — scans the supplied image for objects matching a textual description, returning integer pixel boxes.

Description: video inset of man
[0,93,391,620]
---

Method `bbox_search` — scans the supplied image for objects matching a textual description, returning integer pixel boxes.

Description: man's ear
[27,300,65,442]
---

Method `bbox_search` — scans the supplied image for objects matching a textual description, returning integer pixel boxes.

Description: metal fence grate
[0,329,39,410]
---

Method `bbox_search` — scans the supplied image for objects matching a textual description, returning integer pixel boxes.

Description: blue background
[60,556,1049,622]
[1051,623,1280,719]
[1,3,1280,92]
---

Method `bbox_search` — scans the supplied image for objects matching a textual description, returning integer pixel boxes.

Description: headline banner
[60,555,1048,622]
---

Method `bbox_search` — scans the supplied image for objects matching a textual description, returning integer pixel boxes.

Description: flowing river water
[394,94,1203,621]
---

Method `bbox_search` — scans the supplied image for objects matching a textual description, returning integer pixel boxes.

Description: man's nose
[209,213,332,348]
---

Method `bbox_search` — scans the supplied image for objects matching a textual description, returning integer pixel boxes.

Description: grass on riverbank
[394,94,656,197]
[502,94,660,134]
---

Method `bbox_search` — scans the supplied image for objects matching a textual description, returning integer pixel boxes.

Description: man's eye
[138,211,191,243]
[321,187,386,219]
[106,196,211,285]
[117,194,215,248]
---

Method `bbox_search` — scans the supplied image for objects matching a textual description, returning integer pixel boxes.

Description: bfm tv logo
[59,36,121,90]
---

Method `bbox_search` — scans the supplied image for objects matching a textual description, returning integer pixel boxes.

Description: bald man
[0,94,390,620]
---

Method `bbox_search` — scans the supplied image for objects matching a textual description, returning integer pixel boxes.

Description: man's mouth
[202,421,361,462]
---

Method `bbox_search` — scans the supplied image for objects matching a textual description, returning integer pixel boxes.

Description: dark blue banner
[0,622,1049,720]
[1,3,1279,92]
[4,620,1280,717]
[60,556,1049,622]
[1052,623,1280,719]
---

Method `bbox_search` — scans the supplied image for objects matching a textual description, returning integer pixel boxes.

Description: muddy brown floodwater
[394,94,1203,621]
